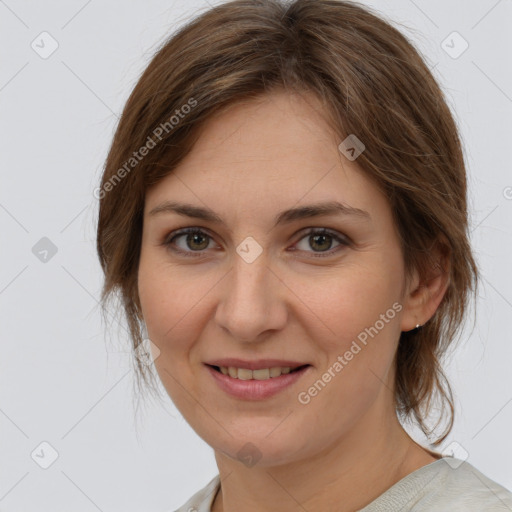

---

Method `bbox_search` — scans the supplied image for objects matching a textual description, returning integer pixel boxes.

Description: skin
[138,90,449,512]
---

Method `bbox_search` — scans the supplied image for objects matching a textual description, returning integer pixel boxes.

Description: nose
[214,249,288,343]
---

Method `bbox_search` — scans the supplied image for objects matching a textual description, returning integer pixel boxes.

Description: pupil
[311,234,331,251]
[188,233,208,250]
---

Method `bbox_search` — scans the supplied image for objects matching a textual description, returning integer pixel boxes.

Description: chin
[209,427,312,468]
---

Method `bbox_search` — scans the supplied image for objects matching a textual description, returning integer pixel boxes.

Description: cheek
[295,264,403,403]
[140,287,193,348]
[138,254,195,350]
[137,252,221,370]
[295,272,402,431]
[297,264,403,348]
[137,257,208,411]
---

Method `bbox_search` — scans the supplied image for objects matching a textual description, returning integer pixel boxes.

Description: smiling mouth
[208,364,310,380]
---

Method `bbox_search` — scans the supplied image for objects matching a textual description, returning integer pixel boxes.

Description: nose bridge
[228,246,273,314]
[232,245,270,297]
[215,242,285,341]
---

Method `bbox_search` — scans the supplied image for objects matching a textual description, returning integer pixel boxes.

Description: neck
[211,403,439,512]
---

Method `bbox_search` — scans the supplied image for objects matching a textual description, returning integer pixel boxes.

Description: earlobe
[400,247,450,332]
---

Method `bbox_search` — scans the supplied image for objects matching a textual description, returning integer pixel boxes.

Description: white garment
[173,457,512,511]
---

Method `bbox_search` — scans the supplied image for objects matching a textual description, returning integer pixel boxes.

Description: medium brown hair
[96,0,478,445]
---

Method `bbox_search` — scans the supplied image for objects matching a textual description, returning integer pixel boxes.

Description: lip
[204,358,308,371]
[205,363,311,400]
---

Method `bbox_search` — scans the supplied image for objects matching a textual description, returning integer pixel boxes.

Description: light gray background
[1,0,511,510]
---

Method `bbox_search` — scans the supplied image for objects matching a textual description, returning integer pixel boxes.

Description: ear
[400,241,451,332]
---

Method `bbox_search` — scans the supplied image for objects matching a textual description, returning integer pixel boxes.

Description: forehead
[179,90,339,176]
[144,90,389,227]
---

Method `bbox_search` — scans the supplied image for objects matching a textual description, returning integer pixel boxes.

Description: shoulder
[361,457,512,512]
[432,459,512,511]
[172,474,221,512]
[170,460,512,512]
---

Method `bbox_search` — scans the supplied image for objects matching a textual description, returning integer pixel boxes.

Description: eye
[292,228,350,257]
[162,227,350,258]
[163,227,216,257]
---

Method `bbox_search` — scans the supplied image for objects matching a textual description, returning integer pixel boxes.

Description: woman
[96,0,512,510]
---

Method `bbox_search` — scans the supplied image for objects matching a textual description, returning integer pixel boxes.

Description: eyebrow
[148,200,371,228]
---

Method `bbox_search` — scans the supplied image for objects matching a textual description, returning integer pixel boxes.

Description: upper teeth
[219,366,294,380]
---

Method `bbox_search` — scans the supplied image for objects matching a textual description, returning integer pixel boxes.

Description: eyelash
[161,227,350,259]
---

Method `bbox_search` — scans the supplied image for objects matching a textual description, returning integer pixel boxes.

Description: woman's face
[138,90,419,466]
